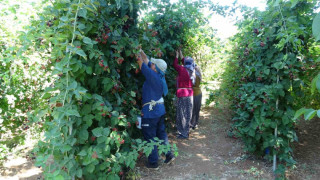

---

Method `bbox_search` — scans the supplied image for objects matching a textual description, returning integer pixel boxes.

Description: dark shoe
[191,125,198,130]
[146,162,159,170]
[164,154,175,165]
[176,135,188,139]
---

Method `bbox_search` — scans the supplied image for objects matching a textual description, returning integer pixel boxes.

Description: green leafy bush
[219,0,320,173]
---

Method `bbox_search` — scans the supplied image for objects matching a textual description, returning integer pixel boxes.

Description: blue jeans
[141,115,172,164]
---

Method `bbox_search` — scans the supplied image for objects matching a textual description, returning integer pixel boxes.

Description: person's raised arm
[140,49,149,65]
[179,49,185,64]
[179,49,184,60]
[137,54,143,70]
[173,50,182,71]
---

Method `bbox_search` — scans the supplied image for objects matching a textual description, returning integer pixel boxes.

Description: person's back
[137,51,175,169]
[190,65,202,130]
[193,66,202,96]
[173,50,194,139]
[141,61,165,118]
[173,57,193,97]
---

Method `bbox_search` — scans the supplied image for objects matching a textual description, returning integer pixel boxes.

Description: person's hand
[179,49,184,59]
[140,49,149,64]
[140,49,146,59]
[136,54,143,69]
[175,50,179,58]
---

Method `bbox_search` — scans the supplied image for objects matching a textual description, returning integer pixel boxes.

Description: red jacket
[173,57,193,97]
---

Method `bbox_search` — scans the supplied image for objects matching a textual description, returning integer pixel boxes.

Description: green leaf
[76,49,87,59]
[317,110,320,118]
[264,69,270,75]
[82,105,91,114]
[115,0,121,9]
[55,175,64,180]
[107,174,120,180]
[248,129,255,137]
[113,29,121,37]
[311,74,320,94]
[61,145,72,152]
[105,145,110,155]
[294,108,306,120]
[312,13,320,41]
[273,62,284,70]
[316,75,320,92]
[282,115,289,125]
[79,129,88,142]
[42,93,51,99]
[129,0,133,12]
[87,164,95,173]
[60,16,68,22]
[78,149,87,156]
[290,0,299,8]
[130,91,136,97]
[78,23,86,30]
[83,37,92,45]
[76,169,82,178]
[304,109,317,120]
[273,0,281,7]
[78,8,87,19]
[97,136,105,144]
[92,127,103,137]
[103,128,110,136]
[66,109,81,117]
[67,81,77,90]
[143,34,149,41]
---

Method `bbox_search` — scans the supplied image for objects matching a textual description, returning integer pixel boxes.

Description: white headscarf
[150,58,168,96]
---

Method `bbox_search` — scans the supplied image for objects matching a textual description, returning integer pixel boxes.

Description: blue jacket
[141,62,166,118]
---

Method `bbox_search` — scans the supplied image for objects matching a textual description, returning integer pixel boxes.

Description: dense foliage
[0,0,51,160]
[29,0,176,179]
[295,11,320,120]
[3,0,320,178]
[143,0,224,115]
[219,0,320,174]
[0,0,220,179]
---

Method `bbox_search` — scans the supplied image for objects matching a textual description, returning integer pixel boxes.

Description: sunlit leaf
[290,0,299,8]
[76,49,87,59]
[304,109,317,120]
[66,109,80,117]
[312,13,320,41]
[294,108,306,120]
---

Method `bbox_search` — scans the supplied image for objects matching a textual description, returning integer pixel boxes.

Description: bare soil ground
[288,117,320,180]
[135,106,274,180]
[0,140,42,180]
[136,107,320,180]
[1,106,320,180]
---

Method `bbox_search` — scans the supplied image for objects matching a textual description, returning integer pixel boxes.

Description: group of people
[174,49,202,139]
[136,49,202,169]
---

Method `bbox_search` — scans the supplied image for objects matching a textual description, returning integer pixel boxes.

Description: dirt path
[289,117,320,180]
[0,140,42,180]
[136,106,274,180]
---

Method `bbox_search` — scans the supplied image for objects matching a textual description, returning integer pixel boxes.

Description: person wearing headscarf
[173,49,194,139]
[137,50,175,170]
[190,63,202,130]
